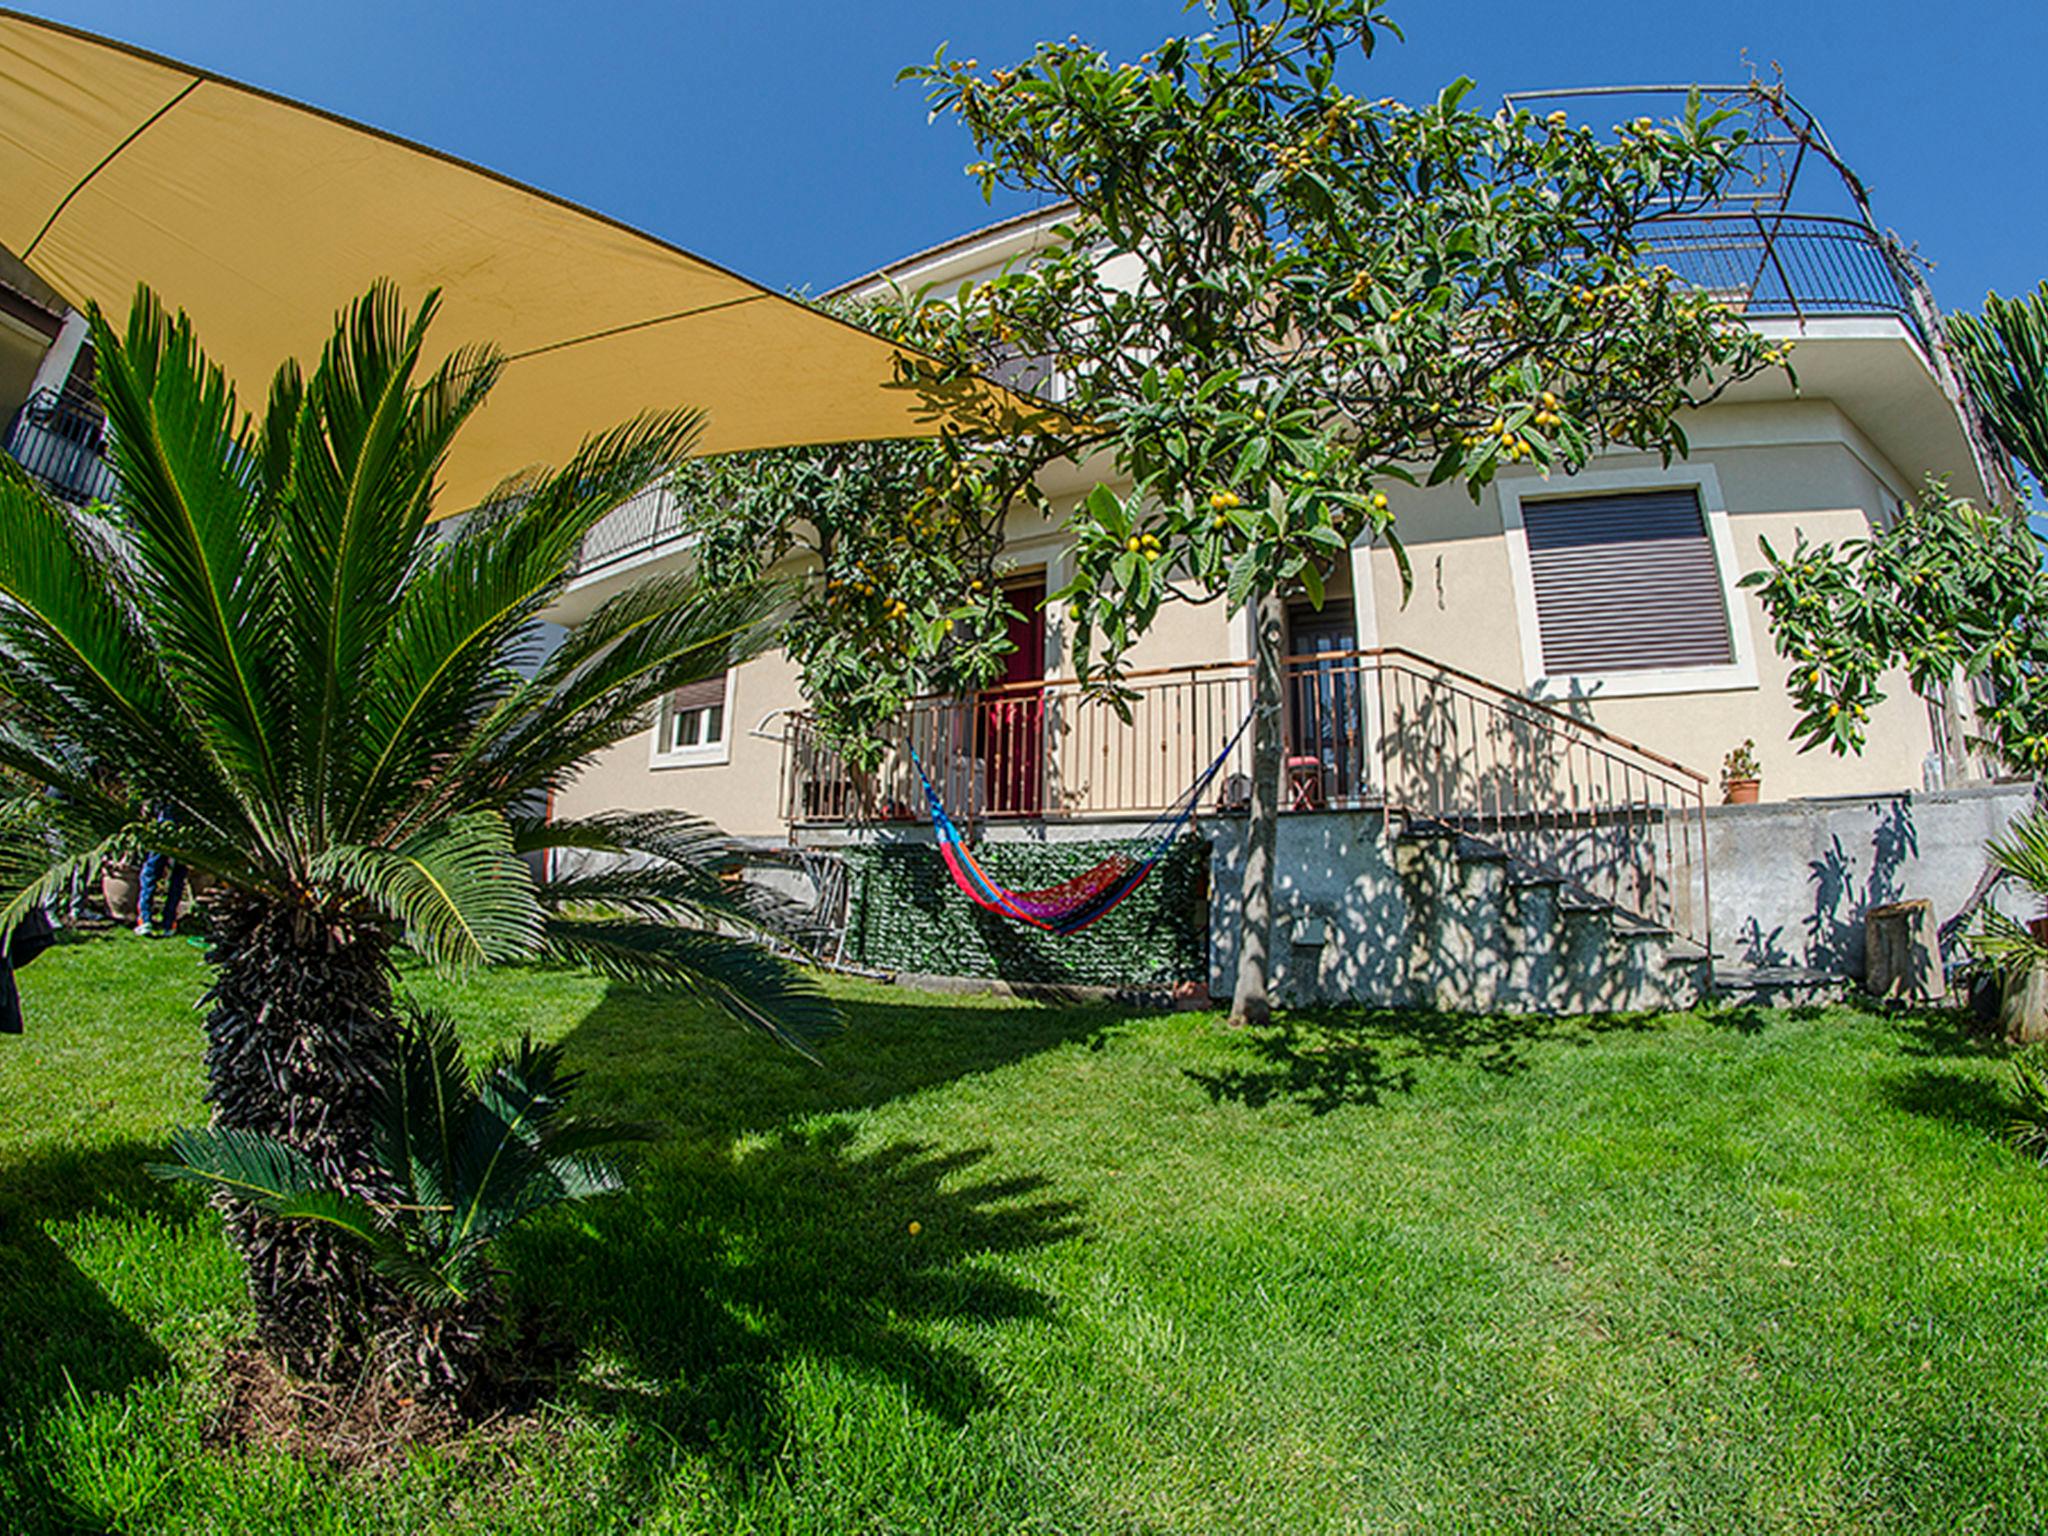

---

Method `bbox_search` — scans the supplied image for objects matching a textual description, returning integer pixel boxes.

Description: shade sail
[0,11,1029,510]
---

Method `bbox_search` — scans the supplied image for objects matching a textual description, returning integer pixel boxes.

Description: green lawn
[4,932,2048,1534]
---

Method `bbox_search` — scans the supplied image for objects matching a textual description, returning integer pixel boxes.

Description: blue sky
[20,1,2048,313]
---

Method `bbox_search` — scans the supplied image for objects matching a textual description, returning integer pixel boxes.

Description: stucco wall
[553,647,808,840]
[1362,404,1936,800]
[554,398,1952,836]
[1706,781,2034,977]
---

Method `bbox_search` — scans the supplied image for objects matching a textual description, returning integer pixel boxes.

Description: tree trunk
[1230,584,1286,1028]
[201,893,403,1379]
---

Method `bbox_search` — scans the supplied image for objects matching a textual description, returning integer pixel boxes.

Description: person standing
[136,809,186,937]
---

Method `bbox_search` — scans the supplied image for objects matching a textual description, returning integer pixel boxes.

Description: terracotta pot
[2028,915,2048,946]
[100,860,140,923]
[1723,778,1761,806]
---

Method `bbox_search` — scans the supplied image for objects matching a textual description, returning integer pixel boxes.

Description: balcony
[5,388,117,506]
[1635,212,1924,341]
[572,481,692,581]
[782,647,1712,945]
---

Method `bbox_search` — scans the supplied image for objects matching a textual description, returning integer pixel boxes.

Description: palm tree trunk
[201,893,402,1377]
[1230,584,1286,1028]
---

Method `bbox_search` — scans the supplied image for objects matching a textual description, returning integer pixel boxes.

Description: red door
[979,576,1046,815]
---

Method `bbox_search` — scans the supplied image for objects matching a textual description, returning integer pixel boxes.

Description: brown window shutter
[670,674,727,712]
[1521,489,1734,675]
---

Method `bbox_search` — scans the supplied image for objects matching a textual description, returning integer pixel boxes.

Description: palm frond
[314,811,543,969]
[542,918,835,1060]
[0,460,239,827]
[432,574,786,812]
[1950,283,2048,492]
[519,809,800,933]
[88,292,290,831]
[1972,906,2048,981]
[274,282,502,844]
[148,1126,381,1241]
[348,410,705,837]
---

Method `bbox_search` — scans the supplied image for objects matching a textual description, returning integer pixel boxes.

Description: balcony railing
[573,482,691,578]
[5,388,117,506]
[1636,212,1922,341]
[783,647,1711,947]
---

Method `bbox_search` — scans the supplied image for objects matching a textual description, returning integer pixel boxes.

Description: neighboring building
[0,244,112,507]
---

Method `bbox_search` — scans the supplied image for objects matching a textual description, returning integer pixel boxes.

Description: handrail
[783,645,1713,949]
[895,645,1706,785]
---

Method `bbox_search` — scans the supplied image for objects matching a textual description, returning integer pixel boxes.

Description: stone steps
[1389,815,1710,1014]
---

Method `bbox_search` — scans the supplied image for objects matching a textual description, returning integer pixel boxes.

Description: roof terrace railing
[1636,211,1924,342]
[5,387,118,507]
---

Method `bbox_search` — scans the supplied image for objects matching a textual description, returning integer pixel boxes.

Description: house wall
[1361,401,1938,803]
[555,647,808,840]
[553,394,1953,840]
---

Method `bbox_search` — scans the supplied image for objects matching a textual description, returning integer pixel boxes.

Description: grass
[5,932,2048,1533]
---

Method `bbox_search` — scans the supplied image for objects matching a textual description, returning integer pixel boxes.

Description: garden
[6,3,2048,1532]
[8,933,2048,1533]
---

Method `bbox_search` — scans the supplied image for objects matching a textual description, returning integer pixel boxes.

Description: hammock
[911,708,1256,936]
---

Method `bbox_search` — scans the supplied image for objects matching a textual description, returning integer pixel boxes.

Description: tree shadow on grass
[502,981,1101,1490]
[1881,1065,2013,1140]
[0,1139,189,1534]
[1185,1005,1660,1115]
[1894,1004,2007,1061]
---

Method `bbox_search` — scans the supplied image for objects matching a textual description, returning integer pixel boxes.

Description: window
[660,673,728,759]
[1519,487,1734,677]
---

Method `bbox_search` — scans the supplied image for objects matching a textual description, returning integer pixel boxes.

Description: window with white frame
[1519,487,1734,676]
[661,672,728,756]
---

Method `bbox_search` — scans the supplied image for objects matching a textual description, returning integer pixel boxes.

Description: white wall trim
[1497,462,1760,702]
[649,667,737,770]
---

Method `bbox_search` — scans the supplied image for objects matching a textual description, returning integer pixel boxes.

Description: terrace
[782,646,1714,947]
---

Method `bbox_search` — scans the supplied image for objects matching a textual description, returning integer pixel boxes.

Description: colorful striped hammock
[911,709,1256,936]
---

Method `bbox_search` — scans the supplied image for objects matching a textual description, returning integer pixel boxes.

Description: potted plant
[1721,740,1762,805]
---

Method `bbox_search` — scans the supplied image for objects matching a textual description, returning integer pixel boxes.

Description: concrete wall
[1706,781,2034,976]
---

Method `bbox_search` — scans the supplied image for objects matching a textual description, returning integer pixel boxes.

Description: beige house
[539,98,2027,1009]
[550,212,2003,828]
[3,88,2001,1007]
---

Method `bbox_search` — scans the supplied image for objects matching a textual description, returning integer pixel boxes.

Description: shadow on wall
[1714,785,2031,978]
[1209,811,1689,1014]
[1804,795,1917,971]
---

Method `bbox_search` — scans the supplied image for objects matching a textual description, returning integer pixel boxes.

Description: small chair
[1285,755,1325,811]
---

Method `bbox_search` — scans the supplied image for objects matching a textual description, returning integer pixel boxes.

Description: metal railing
[5,388,117,506]
[574,482,692,578]
[783,647,1711,946]
[1636,212,1922,342]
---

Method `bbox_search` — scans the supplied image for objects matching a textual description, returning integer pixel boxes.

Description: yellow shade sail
[0,11,1027,510]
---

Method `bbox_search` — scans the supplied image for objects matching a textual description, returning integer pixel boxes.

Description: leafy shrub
[153,1007,644,1395]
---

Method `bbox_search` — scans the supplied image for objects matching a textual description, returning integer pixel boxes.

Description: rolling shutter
[670,675,726,713]
[1521,488,1733,675]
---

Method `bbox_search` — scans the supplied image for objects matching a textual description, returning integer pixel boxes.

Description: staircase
[1388,817,1710,1014]
[787,645,1723,1015]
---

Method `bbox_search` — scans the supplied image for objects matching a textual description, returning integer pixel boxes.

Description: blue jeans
[137,852,185,930]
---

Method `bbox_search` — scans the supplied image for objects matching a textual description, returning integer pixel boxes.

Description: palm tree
[0,283,830,1381]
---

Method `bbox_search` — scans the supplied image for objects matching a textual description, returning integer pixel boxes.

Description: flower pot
[1723,778,1761,805]
[100,861,140,923]
[2029,916,2048,947]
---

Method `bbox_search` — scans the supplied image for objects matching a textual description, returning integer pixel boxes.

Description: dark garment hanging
[1,906,57,1035]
